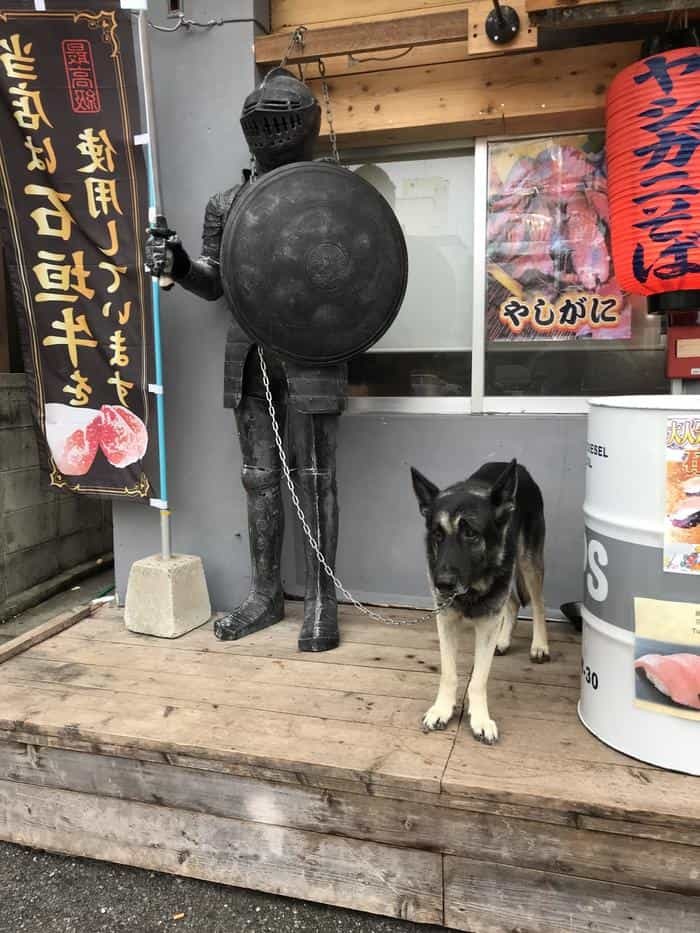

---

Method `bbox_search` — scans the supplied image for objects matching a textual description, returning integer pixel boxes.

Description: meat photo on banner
[664,415,700,575]
[486,133,633,342]
[0,6,151,497]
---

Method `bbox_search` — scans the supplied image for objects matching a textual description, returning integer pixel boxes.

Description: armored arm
[145,189,240,302]
[171,194,227,301]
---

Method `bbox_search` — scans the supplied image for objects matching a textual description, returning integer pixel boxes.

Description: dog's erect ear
[411,467,439,517]
[491,459,518,523]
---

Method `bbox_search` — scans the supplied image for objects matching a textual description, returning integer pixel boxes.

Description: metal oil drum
[580,396,700,775]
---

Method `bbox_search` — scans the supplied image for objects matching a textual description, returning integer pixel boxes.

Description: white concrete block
[124,554,211,638]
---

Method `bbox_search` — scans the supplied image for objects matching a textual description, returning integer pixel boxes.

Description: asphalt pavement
[0,842,457,933]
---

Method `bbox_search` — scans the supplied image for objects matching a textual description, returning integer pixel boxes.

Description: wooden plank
[28,634,450,700]
[578,814,700,850]
[3,654,460,734]
[526,0,610,9]
[0,606,92,666]
[0,778,443,924]
[301,39,471,80]
[0,679,454,792]
[1,741,697,895]
[468,0,537,56]
[444,856,700,933]
[443,739,700,829]
[257,9,468,65]
[272,0,468,32]
[68,615,581,687]
[308,41,640,146]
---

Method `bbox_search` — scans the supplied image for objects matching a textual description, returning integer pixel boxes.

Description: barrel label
[583,528,700,631]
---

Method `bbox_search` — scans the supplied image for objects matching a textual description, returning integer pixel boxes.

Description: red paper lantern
[606,47,700,309]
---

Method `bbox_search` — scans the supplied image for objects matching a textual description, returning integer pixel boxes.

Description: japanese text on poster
[486,134,632,342]
[0,9,150,497]
[664,415,700,575]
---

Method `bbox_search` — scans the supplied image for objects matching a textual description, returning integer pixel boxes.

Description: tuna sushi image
[670,496,700,529]
[635,653,700,710]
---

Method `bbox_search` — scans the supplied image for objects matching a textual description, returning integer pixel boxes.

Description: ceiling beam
[527,0,700,27]
[308,39,640,148]
[256,9,469,66]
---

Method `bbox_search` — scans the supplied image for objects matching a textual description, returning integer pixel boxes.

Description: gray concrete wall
[112,0,264,605]
[0,374,112,620]
[112,0,588,616]
[288,413,587,616]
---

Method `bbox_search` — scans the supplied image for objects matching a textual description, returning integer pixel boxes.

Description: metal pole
[137,10,172,560]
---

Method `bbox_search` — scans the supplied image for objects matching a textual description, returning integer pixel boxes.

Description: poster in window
[664,416,700,575]
[486,133,632,342]
[0,7,151,499]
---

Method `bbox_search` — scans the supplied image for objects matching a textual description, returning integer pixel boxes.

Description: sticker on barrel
[634,597,700,722]
[664,416,700,574]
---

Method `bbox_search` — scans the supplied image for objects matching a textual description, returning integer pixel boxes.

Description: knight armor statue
[146,68,406,653]
[145,69,345,652]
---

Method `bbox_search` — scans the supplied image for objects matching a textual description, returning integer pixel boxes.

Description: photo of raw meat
[45,404,102,476]
[486,134,632,342]
[44,403,148,476]
[635,653,700,711]
[99,404,148,468]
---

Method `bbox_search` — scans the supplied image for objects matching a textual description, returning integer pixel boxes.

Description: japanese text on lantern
[0,31,133,409]
[631,52,700,286]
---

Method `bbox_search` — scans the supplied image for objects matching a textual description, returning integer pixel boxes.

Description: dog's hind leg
[468,617,501,744]
[521,558,550,663]
[495,592,519,656]
[422,607,460,732]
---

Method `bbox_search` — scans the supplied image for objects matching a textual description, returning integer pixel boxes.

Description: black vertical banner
[0,5,151,498]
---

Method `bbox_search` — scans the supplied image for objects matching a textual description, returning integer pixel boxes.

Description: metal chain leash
[257,348,453,626]
[318,58,340,163]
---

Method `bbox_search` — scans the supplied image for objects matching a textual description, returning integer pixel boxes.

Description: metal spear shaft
[137,10,171,561]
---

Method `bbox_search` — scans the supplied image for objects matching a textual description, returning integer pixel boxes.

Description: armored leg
[291,410,340,652]
[214,393,286,641]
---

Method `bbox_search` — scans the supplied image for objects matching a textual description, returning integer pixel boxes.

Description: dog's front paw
[530,644,550,663]
[469,712,499,745]
[422,702,455,732]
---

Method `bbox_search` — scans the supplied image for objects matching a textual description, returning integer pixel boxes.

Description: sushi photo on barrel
[635,653,700,712]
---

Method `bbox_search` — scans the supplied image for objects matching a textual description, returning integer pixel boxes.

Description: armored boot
[294,413,340,652]
[214,466,285,640]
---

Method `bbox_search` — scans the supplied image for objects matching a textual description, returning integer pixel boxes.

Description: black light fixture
[485,0,521,45]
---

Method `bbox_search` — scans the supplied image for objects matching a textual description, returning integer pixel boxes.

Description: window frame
[344,132,679,415]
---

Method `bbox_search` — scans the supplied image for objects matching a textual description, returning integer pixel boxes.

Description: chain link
[318,58,340,163]
[256,347,452,626]
[279,25,307,70]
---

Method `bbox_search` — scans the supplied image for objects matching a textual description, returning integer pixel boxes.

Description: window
[346,151,474,401]
[344,134,670,414]
[482,133,668,399]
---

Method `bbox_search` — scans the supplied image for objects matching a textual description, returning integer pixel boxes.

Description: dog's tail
[515,570,529,608]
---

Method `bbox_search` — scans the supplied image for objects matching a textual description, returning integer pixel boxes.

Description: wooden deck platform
[0,602,698,931]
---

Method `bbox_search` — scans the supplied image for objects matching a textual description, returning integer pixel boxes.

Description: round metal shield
[220,162,407,365]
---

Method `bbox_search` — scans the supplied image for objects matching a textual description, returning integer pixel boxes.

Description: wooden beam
[309,40,640,148]
[256,9,468,66]
[0,606,92,666]
[272,0,470,32]
[527,0,700,25]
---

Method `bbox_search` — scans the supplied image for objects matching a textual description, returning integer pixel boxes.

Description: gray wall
[290,414,587,615]
[1,374,112,620]
[113,0,264,605]
[113,0,587,616]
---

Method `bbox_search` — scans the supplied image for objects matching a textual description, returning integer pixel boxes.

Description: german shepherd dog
[411,460,549,744]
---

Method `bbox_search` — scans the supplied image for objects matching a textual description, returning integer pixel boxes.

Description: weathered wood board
[0,603,697,931]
